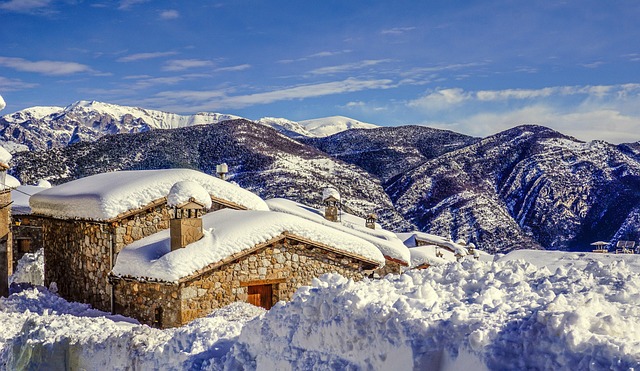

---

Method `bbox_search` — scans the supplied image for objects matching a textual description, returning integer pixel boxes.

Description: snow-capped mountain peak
[256,117,314,138]
[299,116,378,137]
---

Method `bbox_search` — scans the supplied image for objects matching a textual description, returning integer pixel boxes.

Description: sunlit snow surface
[3,250,640,370]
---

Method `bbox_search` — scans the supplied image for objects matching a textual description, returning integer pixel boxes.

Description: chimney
[365,213,377,229]
[170,198,205,251]
[167,181,211,251]
[322,188,340,222]
[216,163,228,180]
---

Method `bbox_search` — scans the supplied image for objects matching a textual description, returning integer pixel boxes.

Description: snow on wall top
[30,169,268,220]
[408,245,455,267]
[112,208,385,282]
[167,181,212,209]
[266,198,410,264]
[397,231,469,256]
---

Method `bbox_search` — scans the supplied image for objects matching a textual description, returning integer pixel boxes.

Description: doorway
[247,284,273,310]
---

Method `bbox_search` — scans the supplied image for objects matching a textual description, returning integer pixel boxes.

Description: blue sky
[1,0,640,142]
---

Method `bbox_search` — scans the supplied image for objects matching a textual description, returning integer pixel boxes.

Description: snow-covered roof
[30,169,268,220]
[112,209,385,282]
[408,245,457,268]
[322,187,340,202]
[0,147,11,166]
[167,181,212,209]
[397,231,469,256]
[12,185,48,215]
[266,198,410,265]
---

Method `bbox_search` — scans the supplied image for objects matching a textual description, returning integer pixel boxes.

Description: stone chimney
[322,188,340,222]
[365,213,377,229]
[216,163,228,180]
[167,181,211,251]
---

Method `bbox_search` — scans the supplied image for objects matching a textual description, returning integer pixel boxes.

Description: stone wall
[374,259,404,277]
[0,190,11,297]
[112,237,376,327]
[43,219,113,311]
[12,215,44,269]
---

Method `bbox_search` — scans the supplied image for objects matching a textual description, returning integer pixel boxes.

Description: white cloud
[159,9,179,19]
[145,78,394,112]
[215,64,251,72]
[163,59,214,71]
[117,51,177,62]
[0,76,38,90]
[0,0,51,13]
[380,27,416,35]
[408,88,469,111]
[118,0,148,10]
[309,59,392,75]
[0,56,93,75]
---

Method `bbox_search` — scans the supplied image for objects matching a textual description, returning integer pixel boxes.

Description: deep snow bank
[229,259,640,370]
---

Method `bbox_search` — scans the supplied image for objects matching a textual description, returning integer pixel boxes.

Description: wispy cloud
[0,76,38,90]
[277,50,351,64]
[0,0,52,13]
[408,88,468,111]
[118,0,149,10]
[163,59,214,71]
[146,78,395,111]
[309,59,392,75]
[159,9,179,19]
[0,56,94,75]
[380,27,416,35]
[215,64,251,72]
[117,51,178,62]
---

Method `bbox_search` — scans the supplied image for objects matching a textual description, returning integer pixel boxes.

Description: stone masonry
[0,189,11,297]
[112,236,378,328]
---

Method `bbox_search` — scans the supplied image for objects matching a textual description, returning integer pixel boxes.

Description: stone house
[110,205,384,328]
[29,169,268,312]
[11,184,50,270]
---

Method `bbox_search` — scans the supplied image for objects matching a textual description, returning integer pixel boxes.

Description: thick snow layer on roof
[0,146,11,165]
[12,185,48,214]
[112,208,384,282]
[322,187,340,201]
[3,174,20,189]
[266,198,410,264]
[167,180,212,209]
[397,231,469,256]
[30,169,268,220]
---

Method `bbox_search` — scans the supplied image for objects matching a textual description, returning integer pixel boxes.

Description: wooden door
[247,284,273,310]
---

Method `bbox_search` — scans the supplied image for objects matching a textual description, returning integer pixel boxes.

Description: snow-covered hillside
[299,115,378,137]
[2,249,640,369]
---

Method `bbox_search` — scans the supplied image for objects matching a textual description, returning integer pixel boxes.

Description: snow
[30,169,268,220]
[9,249,44,286]
[299,115,378,137]
[256,117,314,137]
[322,187,340,201]
[167,180,213,209]
[4,174,20,189]
[398,231,470,256]
[0,146,11,165]
[35,179,52,188]
[0,94,5,111]
[4,249,640,369]
[408,245,456,267]
[1,106,62,122]
[63,100,243,129]
[112,208,385,282]
[12,185,48,214]
[266,198,410,265]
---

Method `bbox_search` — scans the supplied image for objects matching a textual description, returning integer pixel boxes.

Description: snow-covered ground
[2,249,640,370]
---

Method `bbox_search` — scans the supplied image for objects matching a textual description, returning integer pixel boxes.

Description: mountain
[11,119,414,231]
[385,125,640,252]
[0,101,242,151]
[301,125,480,182]
[298,116,378,137]
[1,102,378,151]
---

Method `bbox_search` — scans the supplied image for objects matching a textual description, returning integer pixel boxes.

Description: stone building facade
[0,189,12,297]
[111,233,379,328]
[41,196,245,312]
